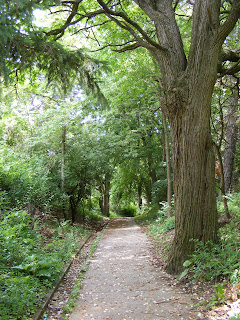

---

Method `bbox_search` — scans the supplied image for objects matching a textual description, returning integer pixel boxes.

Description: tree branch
[89,41,140,52]
[218,59,240,78]
[46,8,106,37]
[217,0,240,45]
[217,50,240,77]
[113,42,141,52]
[96,0,167,51]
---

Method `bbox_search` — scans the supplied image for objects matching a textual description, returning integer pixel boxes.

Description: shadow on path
[69,218,199,320]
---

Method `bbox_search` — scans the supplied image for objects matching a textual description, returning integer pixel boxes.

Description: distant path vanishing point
[69,218,199,320]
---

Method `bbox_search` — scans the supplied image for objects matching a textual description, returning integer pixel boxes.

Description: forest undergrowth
[0,193,106,320]
[135,193,240,320]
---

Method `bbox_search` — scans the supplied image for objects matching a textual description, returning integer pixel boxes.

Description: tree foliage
[0,0,239,276]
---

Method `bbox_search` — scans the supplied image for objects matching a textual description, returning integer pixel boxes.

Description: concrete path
[69,218,199,320]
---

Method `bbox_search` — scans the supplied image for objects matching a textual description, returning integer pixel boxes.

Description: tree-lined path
[69,218,199,320]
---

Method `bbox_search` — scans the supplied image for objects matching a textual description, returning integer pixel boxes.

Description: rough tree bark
[134,0,239,273]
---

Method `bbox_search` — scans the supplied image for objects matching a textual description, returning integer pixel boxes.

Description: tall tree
[44,0,240,273]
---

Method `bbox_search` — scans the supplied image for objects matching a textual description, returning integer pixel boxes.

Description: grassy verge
[0,209,92,320]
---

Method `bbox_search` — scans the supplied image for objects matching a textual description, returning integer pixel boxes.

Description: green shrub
[120,203,137,217]
[135,204,160,223]
[230,315,240,320]
[0,209,90,320]
[148,215,175,237]
[180,193,240,283]
[0,275,45,320]
[180,235,240,283]
[218,193,240,217]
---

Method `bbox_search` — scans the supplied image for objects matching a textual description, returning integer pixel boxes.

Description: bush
[0,275,44,320]
[148,215,175,237]
[180,193,240,283]
[120,203,137,217]
[180,230,240,283]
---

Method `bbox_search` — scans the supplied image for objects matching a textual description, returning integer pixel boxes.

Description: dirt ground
[68,218,201,320]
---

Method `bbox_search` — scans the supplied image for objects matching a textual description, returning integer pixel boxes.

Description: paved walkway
[69,218,199,320]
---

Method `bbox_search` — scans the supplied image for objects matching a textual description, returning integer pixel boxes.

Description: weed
[179,235,239,283]
[206,284,226,308]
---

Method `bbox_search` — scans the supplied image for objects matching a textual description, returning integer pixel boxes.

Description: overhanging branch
[218,59,240,78]
[217,0,240,44]
[96,0,167,51]
[218,50,240,77]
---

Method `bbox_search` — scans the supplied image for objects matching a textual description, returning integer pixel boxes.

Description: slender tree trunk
[98,172,111,217]
[99,195,104,214]
[142,132,157,202]
[61,125,67,220]
[215,145,231,219]
[70,195,77,223]
[103,176,110,217]
[162,111,172,217]
[137,180,143,209]
[224,86,238,193]
[144,179,152,204]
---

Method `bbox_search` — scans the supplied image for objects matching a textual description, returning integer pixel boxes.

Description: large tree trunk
[165,84,219,273]
[141,0,230,274]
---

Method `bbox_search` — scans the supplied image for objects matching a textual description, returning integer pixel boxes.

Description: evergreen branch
[4,33,108,105]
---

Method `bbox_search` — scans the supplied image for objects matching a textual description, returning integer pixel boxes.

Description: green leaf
[179,268,188,280]
[183,260,192,267]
